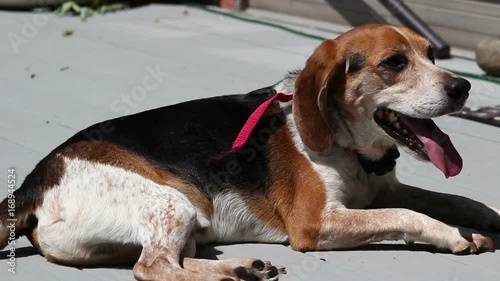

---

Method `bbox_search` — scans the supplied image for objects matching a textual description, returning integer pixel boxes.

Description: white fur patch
[36,157,198,259]
[208,192,288,243]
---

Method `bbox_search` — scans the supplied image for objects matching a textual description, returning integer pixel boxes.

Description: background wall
[250,0,500,50]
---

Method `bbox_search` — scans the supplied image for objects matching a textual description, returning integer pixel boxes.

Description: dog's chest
[198,193,288,244]
[309,154,387,209]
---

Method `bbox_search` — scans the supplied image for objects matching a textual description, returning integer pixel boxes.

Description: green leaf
[62,29,74,37]
[54,1,128,21]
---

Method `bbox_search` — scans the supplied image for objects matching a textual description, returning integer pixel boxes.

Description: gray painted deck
[0,4,499,281]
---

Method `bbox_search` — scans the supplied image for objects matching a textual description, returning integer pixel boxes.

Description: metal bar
[233,0,249,11]
[378,0,450,59]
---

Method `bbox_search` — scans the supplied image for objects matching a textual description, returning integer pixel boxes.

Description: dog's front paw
[449,229,495,255]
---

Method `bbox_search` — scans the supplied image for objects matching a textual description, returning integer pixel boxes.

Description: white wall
[250,0,500,50]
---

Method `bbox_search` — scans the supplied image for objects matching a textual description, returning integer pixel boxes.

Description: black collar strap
[357,146,400,176]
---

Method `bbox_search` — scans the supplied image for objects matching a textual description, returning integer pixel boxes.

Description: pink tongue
[400,117,463,178]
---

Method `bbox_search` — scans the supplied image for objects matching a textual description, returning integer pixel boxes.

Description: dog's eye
[427,47,435,63]
[381,55,408,71]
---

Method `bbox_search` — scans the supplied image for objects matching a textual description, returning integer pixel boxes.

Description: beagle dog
[1,24,499,281]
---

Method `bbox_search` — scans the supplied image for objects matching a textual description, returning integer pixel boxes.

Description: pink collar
[232,92,361,156]
[343,146,361,155]
[232,92,293,151]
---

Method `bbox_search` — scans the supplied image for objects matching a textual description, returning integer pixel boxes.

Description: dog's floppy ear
[293,39,345,152]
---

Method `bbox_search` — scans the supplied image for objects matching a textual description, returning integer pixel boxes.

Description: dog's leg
[131,186,239,281]
[181,257,285,281]
[130,179,283,281]
[292,208,494,254]
[133,202,284,281]
[369,183,500,232]
[133,193,287,281]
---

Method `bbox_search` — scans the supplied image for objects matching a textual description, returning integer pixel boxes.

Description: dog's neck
[276,72,399,175]
[332,113,399,171]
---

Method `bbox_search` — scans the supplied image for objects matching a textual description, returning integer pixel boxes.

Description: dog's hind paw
[233,260,286,281]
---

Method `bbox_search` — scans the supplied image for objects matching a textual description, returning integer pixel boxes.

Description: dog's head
[293,24,470,177]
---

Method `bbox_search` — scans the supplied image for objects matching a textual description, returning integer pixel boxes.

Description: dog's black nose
[445,77,470,102]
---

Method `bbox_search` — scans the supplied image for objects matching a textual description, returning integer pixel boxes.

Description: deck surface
[0,4,499,281]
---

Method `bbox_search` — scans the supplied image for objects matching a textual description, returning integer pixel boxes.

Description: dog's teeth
[388,111,396,121]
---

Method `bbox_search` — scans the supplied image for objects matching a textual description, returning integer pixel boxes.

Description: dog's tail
[0,163,47,250]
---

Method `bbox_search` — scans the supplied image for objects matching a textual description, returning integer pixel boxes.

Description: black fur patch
[348,53,365,73]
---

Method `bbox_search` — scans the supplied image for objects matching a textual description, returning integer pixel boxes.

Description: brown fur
[267,127,326,251]
[242,194,286,234]
[24,215,42,252]
[41,155,67,189]
[293,39,342,153]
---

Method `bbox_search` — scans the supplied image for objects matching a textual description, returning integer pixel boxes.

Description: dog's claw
[276,266,287,274]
